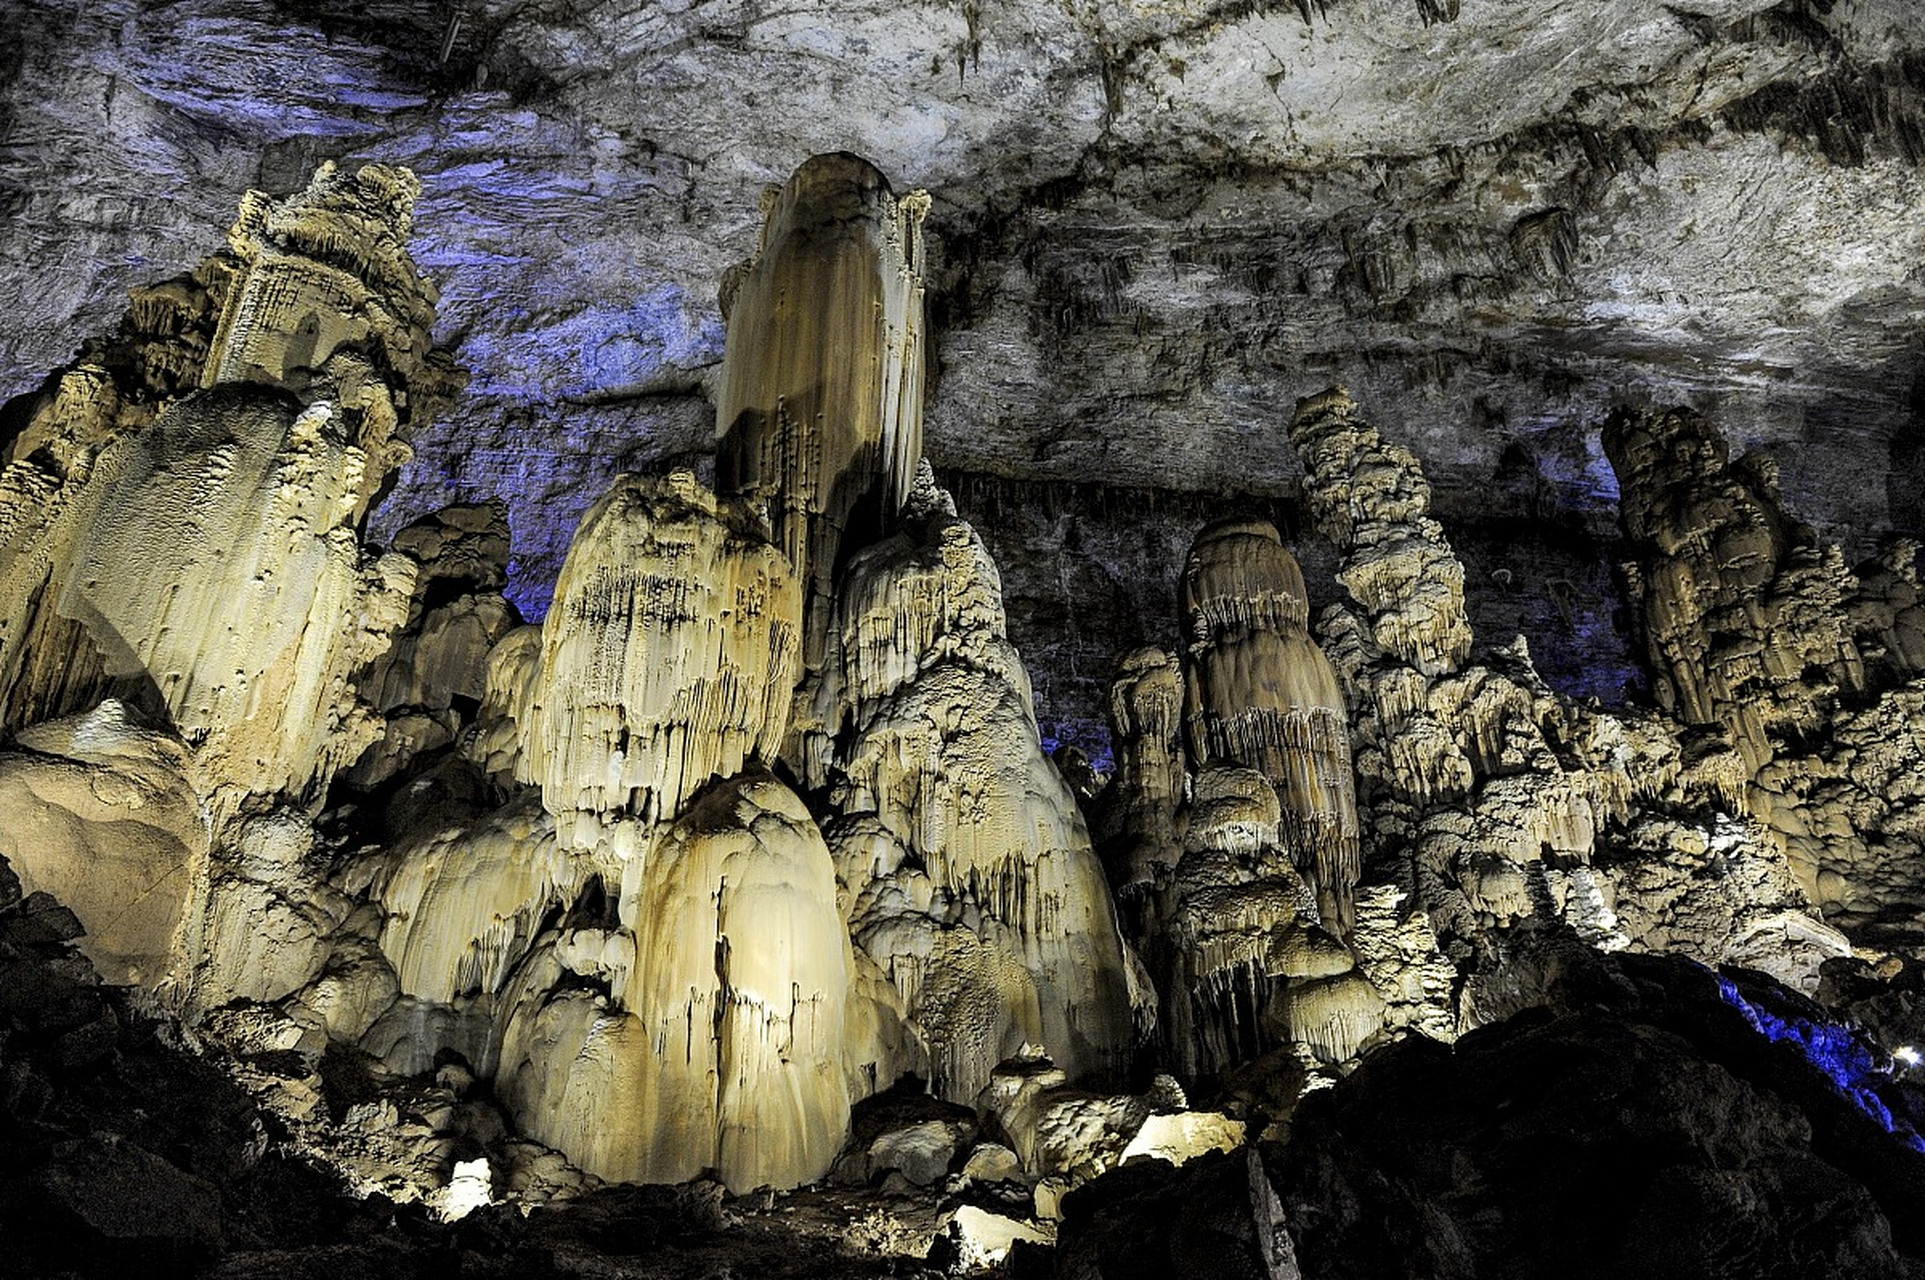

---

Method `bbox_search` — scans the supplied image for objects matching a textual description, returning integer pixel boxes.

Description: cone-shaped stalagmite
[1182,519,1362,934]
[716,153,929,683]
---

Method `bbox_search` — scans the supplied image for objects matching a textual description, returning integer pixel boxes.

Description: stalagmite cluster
[1282,390,1847,1008]
[0,152,1149,1201]
[1094,507,1385,1083]
[820,469,1141,1098]
[0,164,454,1011]
[6,143,1923,1267]
[1607,405,1925,934]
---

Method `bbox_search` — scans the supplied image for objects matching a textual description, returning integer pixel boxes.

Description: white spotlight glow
[439,1158,494,1221]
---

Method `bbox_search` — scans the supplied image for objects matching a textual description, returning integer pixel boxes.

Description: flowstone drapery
[0,152,1140,1197]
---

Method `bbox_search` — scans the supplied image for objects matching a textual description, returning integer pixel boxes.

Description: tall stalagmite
[1181,518,1362,935]
[823,471,1142,1099]
[716,152,929,690]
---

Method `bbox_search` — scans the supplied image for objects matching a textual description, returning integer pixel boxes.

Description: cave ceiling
[4,0,1925,652]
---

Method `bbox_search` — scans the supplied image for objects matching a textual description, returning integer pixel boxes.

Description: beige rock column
[716,152,929,688]
[1181,518,1362,935]
[826,472,1142,1099]
[496,772,863,1192]
[513,469,801,847]
[1099,646,1188,897]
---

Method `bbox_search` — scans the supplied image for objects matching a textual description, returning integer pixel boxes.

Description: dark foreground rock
[1053,950,1925,1280]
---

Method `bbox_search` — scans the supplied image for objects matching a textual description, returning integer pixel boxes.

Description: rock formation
[8,137,1925,1278]
[822,470,1141,1098]
[496,772,864,1191]
[1607,404,1925,937]
[0,164,453,1021]
[513,469,801,845]
[716,151,929,688]
[1181,518,1361,935]
[1604,406,1864,772]
[0,152,1137,1200]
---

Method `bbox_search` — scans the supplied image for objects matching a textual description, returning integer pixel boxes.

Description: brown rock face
[1604,405,1863,773]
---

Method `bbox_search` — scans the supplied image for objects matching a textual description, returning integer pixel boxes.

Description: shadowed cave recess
[5,2,1925,1277]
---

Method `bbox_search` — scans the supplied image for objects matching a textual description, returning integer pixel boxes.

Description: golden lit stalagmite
[821,469,1143,1098]
[716,152,929,697]
[492,772,870,1191]
[0,165,450,1002]
[1182,518,1362,935]
[513,469,802,847]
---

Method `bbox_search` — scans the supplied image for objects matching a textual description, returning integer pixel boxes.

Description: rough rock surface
[514,468,800,843]
[1052,951,1925,1280]
[824,469,1141,1100]
[12,20,1925,1260]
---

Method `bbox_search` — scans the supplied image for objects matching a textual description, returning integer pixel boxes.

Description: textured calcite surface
[515,469,801,844]
[823,470,1141,1098]
[0,165,451,1021]
[0,702,205,988]
[1181,519,1361,935]
[493,773,864,1191]
[1607,404,1925,935]
[717,151,929,683]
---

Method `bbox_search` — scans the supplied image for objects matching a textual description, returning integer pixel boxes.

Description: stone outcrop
[824,469,1142,1099]
[1607,405,1925,936]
